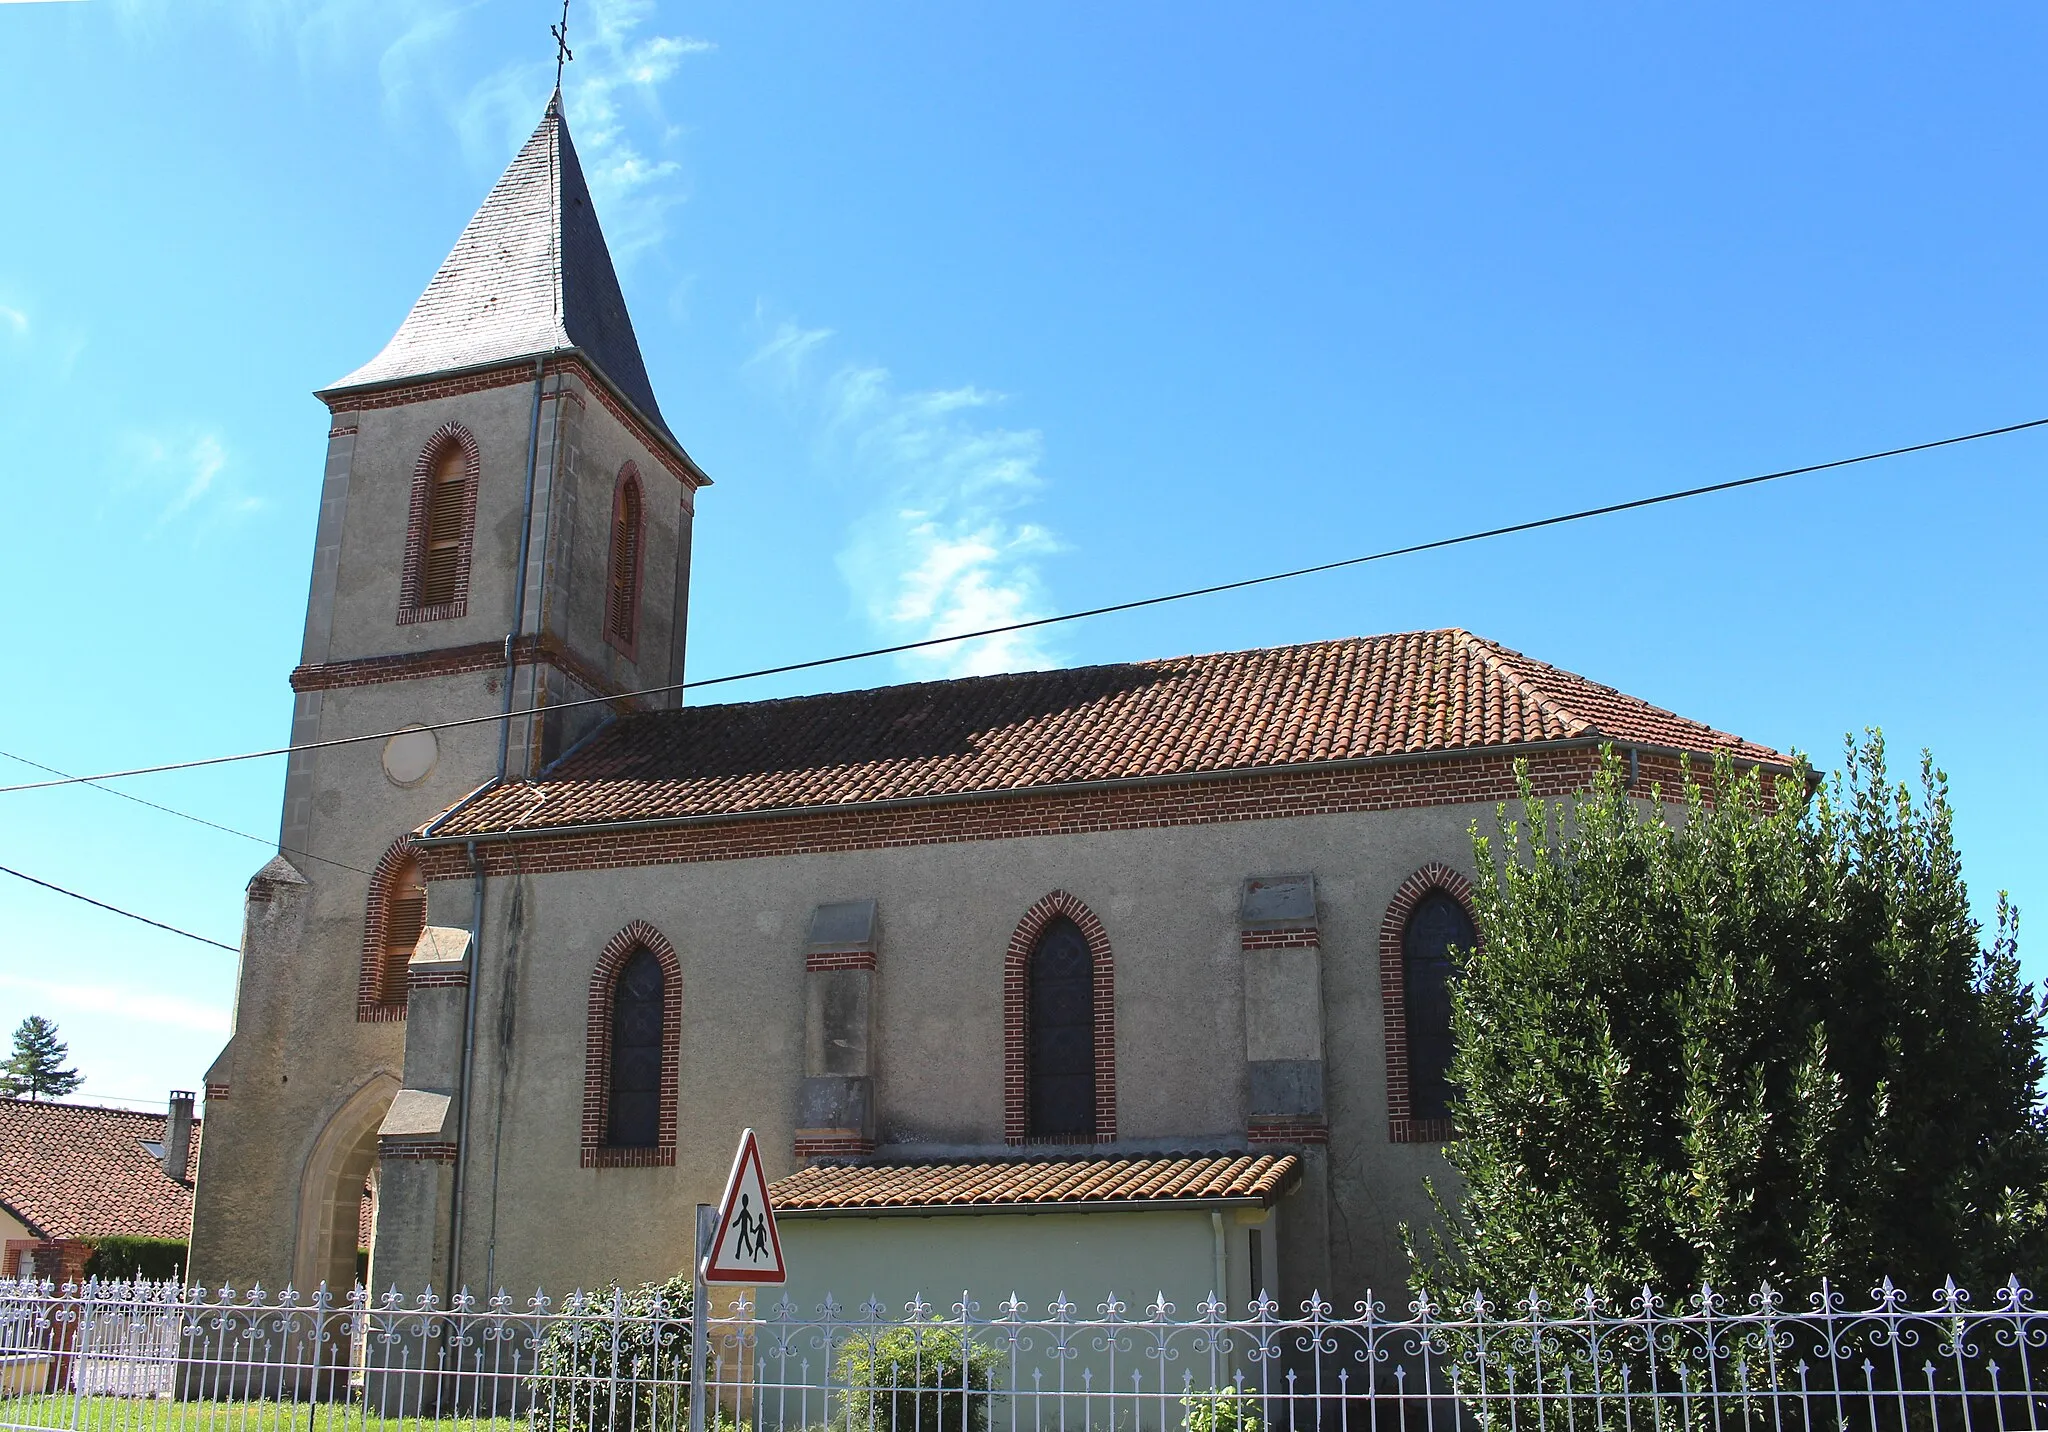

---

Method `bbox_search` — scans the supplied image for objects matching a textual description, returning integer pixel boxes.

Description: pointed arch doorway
[293,1074,398,1295]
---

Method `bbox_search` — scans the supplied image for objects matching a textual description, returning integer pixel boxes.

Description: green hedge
[81,1236,187,1284]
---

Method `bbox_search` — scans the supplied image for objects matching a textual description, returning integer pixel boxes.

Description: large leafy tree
[1,1015,82,1101]
[1414,735,2048,1303]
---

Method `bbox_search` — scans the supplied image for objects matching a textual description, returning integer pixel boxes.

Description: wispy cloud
[445,0,710,262]
[0,290,89,380]
[0,973,228,1036]
[112,0,706,263]
[116,430,262,532]
[751,319,1065,678]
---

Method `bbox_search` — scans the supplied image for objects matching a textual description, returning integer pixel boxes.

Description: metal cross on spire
[551,0,574,93]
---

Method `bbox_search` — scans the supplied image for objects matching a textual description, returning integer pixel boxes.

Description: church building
[188,94,1790,1315]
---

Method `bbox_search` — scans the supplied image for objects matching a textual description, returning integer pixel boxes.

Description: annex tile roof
[428,629,1789,838]
[768,1153,1301,1214]
[323,93,673,443]
[0,1100,198,1242]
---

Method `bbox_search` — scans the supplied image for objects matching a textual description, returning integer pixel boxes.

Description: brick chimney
[164,1090,195,1183]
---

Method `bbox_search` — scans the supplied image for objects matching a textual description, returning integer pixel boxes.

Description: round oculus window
[381,726,439,788]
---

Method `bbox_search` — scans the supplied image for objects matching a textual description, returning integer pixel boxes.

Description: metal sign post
[689,1202,712,1432]
[694,1130,786,1432]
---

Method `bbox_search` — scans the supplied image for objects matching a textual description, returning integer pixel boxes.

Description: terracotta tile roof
[0,1100,198,1242]
[768,1153,1300,1214]
[429,630,1788,838]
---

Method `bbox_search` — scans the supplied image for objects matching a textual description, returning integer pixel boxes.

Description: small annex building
[0,1095,201,1285]
[186,89,1795,1314]
[767,1154,1299,1323]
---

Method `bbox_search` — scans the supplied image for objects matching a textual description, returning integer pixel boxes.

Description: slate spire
[324,94,673,442]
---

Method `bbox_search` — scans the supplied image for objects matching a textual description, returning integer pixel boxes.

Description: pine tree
[1,1015,82,1102]
[1412,734,2048,1305]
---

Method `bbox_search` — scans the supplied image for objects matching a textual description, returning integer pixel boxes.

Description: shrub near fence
[525,1276,695,1432]
[830,1317,1002,1432]
[4,1276,2048,1432]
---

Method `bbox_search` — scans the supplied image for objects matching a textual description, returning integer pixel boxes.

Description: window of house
[381,856,427,1005]
[607,947,665,1147]
[1402,892,1472,1123]
[1027,915,1096,1139]
[419,444,469,608]
[605,474,644,651]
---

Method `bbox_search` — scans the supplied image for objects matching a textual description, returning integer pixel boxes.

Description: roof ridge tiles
[1452,630,1602,741]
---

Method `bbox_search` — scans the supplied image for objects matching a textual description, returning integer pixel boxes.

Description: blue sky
[1,1,2044,1110]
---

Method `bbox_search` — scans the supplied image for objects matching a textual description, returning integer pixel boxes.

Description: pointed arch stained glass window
[607,948,664,1147]
[1027,916,1096,1139]
[1403,892,1472,1124]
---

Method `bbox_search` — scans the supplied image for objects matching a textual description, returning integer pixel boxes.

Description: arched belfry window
[357,841,426,1021]
[1028,916,1096,1139]
[1402,893,1470,1123]
[420,446,467,606]
[399,425,479,623]
[1380,864,1478,1141]
[604,469,645,655]
[582,922,682,1167]
[1004,892,1116,1145]
[606,948,665,1147]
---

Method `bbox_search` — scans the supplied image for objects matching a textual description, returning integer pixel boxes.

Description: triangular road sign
[702,1128,786,1285]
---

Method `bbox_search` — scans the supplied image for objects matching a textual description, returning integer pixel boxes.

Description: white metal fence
[3,1276,2046,1432]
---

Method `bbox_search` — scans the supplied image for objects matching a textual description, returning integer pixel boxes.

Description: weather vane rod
[552,0,574,93]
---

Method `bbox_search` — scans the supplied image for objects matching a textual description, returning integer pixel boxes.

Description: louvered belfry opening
[1027,915,1097,1139]
[606,476,643,648]
[1403,891,1470,1123]
[381,856,427,1006]
[607,947,664,1147]
[419,444,468,608]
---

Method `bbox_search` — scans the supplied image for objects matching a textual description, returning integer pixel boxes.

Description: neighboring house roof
[426,629,1790,839]
[0,1100,198,1242]
[769,1153,1301,1215]
[320,93,676,447]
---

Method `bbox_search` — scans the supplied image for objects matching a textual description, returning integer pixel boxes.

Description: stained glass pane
[1403,892,1471,1124]
[608,948,664,1147]
[1028,917,1096,1138]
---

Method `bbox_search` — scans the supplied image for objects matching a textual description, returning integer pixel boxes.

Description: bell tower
[188,91,710,1291]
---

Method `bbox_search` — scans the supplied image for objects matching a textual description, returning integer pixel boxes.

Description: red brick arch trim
[582,921,683,1168]
[357,837,420,1022]
[1003,891,1117,1146]
[397,422,481,624]
[1380,862,1477,1144]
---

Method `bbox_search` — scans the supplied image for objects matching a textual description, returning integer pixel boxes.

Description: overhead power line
[0,749,373,877]
[0,861,239,953]
[2,412,2042,800]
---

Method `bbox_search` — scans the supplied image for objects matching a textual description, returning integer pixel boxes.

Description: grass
[0,1396,524,1432]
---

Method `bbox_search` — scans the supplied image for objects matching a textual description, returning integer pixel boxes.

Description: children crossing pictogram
[701,1128,786,1284]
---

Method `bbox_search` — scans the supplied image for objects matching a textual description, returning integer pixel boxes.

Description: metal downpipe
[496,355,548,780]
[447,840,487,1297]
